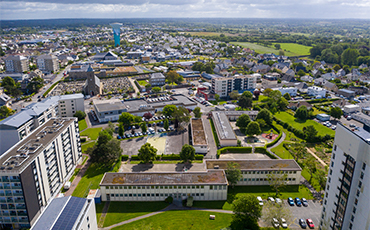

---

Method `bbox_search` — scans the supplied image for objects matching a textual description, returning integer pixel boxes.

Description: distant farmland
[231,42,312,56]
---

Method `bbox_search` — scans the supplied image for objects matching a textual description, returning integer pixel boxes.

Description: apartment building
[36,54,60,74]
[0,118,82,229]
[276,87,298,97]
[149,72,166,86]
[320,122,370,230]
[31,196,98,230]
[211,75,256,98]
[0,94,84,155]
[100,171,228,202]
[5,55,29,73]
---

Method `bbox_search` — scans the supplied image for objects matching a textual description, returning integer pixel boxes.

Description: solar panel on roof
[52,197,86,230]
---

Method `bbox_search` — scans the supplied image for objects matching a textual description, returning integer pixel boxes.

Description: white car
[257,196,263,206]
[275,198,282,204]
[280,218,288,228]
[272,218,280,228]
[268,197,275,202]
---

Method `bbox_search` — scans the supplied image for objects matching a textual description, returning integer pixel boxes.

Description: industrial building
[211,75,256,98]
[0,118,82,229]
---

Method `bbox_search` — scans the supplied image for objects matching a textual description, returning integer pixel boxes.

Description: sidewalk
[306,147,327,167]
[266,132,286,159]
[64,155,91,196]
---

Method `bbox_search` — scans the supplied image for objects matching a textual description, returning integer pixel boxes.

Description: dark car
[301,198,308,207]
[299,219,307,229]
[295,197,302,206]
[287,197,294,206]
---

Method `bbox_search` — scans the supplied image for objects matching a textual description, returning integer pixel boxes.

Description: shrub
[254,147,267,154]
[80,137,87,143]
[217,147,252,158]
[122,155,129,161]
[130,155,140,161]
[165,196,173,204]
[195,154,204,160]
[161,154,181,160]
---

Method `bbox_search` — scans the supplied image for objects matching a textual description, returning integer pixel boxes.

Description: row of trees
[1,76,45,97]
[236,108,273,137]
[138,143,196,163]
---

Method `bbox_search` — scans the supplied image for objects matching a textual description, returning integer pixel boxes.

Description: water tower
[110,23,122,46]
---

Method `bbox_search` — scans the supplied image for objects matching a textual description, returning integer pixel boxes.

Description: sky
[1,0,370,20]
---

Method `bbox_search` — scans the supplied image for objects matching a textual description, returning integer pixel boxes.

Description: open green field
[80,127,102,140]
[72,163,110,198]
[111,210,233,230]
[272,43,312,56]
[81,141,95,153]
[78,119,87,131]
[274,111,335,136]
[137,80,148,86]
[103,201,169,227]
[271,141,294,159]
[95,202,106,223]
[193,185,313,211]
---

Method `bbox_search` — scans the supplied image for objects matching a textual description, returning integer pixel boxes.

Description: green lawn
[193,185,313,211]
[258,95,270,102]
[130,160,203,164]
[78,119,88,131]
[274,111,335,136]
[81,141,95,153]
[95,202,106,223]
[72,163,111,198]
[271,141,294,159]
[111,210,233,230]
[272,43,312,56]
[80,127,102,140]
[103,201,169,227]
[137,80,148,86]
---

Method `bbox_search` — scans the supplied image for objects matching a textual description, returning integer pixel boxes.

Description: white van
[64,181,71,190]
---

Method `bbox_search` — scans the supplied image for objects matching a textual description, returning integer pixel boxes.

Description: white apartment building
[100,171,228,202]
[190,118,208,154]
[0,118,82,229]
[307,86,326,98]
[212,75,256,98]
[31,196,97,230]
[5,55,29,73]
[277,87,298,96]
[320,122,370,230]
[0,94,84,155]
[36,54,60,74]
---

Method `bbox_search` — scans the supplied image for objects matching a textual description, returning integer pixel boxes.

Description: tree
[140,122,147,133]
[262,201,292,228]
[304,156,317,183]
[138,143,157,163]
[73,110,86,121]
[263,88,273,97]
[238,95,252,109]
[193,107,202,118]
[297,69,306,76]
[279,50,285,56]
[274,44,281,50]
[166,70,180,84]
[341,48,359,66]
[152,87,161,93]
[277,97,289,111]
[246,121,261,137]
[214,94,220,103]
[229,90,240,100]
[118,112,134,128]
[27,76,44,94]
[330,107,342,120]
[172,106,191,129]
[231,195,262,230]
[333,64,341,72]
[162,104,177,117]
[1,76,22,97]
[315,168,327,193]
[0,106,14,118]
[267,170,288,196]
[304,125,318,142]
[256,119,267,128]
[295,105,308,120]
[293,143,307,162]
[143,112,153,119]
[89,129,122,165]
[256,109,273,125]
[236,114,251,131]
[241,91,253,99]
[118,123,124,136]
[163,118,169,131]
[269,90,282,103]
[179,144,195,162]
[226,162,242,188]
[283,93,291,101]
[97,129,112,146]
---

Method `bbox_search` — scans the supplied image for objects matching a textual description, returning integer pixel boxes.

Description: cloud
[6,0,200,5]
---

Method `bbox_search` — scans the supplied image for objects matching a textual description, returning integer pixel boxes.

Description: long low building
[190,118,208,154]
[211,110,258,146]
[93,94,197,122]
[99,171,228,202]
[206,159,302,186]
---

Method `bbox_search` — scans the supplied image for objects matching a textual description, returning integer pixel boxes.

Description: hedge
[217,147,252,158]
[80,138,87,143]
[255,147,278,159]
[195,154,204,160]
[307,98,339,104]
[43,81,60,97]
[130,155,140,161]
[209,119,220,148]
[112,155,123,172]
[122,155,129,161]
[161,154,181,160]
[130,154,203,161]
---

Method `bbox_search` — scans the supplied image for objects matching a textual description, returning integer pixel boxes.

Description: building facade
[5,55,29,73]
[0,118,82,229]
[100,171,228,202]
[58,94,84,117]
[36,54,59,73]
[212,75,256,98]
[277,87,298,97]
[320,122,370,230]
[149,73,166,86]
[307,86,327,98]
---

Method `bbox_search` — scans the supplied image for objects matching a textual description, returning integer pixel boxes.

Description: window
[327,185,330,190]
[87,216,89,221]
[330,169,332,175]
[353,207,356,213]
[331,162,334,167]
[351,215,354,222]
[334,145,337,151]
[354,199,358,205]
[362,163,366,170]
[358,181,362,188]
[360,172,364,179]
[328,177,331,183]
[349,223,352,229]
[210,185,213,190]
[332,153,335,159]
[324,200,327,205]
[356,190,360,197]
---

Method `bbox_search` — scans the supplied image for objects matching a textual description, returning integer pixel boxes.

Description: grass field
[271,141,294,159]
[72,163,111,198]
[272,43,312,56]
[192,185,313,211]
[81,141,95,153]
[78,119,87,131]
[80,127,102,140]
[274,111,335,136]
[103,202,169,227]
[137,80,148,86]
[95,202,106,223]
[231,42,312,56]
[111,210,233,230]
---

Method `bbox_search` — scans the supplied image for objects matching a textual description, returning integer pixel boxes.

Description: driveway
[120,136,148,156]
[285,200,322,229]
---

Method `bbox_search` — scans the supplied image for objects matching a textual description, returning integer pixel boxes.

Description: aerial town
[0,16,370,230]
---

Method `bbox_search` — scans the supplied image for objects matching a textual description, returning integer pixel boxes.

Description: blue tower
[110,23,122,46]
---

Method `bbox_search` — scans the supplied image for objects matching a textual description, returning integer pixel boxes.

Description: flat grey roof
[100,171,228,186]
[94,99,127,113]
[212,112,236,140]
[223,111,258,117]
[0,118,75,173]
[206,159,302,171]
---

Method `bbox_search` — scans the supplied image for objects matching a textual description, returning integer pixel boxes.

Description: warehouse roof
[205,159,302,171]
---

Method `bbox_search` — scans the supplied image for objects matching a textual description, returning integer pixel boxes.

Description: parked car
[306,219,314,229]
[280,218,288,228]
[295,197,302,206]
[331,125,336,130]
[287,197,294,206]
[272,218,280,228]
[350,123,356,127]
[301,198,308,207]
[275,198,282,204]
[347,116,352,120]
[299,219,307,229]
[117,135,121,139]
[256,196,263,206]
[268,197,275,202]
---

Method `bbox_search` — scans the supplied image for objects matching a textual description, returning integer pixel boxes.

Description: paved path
[64,155,91,196]
[128,77,140,95]
[202,116,217,159]
[266,132,286,159]
[306,147,327,167]
[98,201,110,228]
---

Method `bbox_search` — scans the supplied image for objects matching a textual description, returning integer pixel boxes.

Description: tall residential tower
[110,23,122,46]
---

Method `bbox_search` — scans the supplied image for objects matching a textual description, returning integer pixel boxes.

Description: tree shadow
[175,163,194,171]
[131,163,154,172]
[294,118,307,124]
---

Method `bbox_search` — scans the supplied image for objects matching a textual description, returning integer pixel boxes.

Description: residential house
[149,73,166,86]
[288,101,312,111]
[0,93,11,107]
[322,72,337,81]
[300,75,313,82]
[336,69,346,77]
[307,86,326,98]
[348,86,369,95]
[323,81,338,93]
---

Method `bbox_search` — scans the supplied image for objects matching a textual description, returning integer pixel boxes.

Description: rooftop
[211,112,236,140]
[191,118,207,146]
[100,171,228,186]
[206,159,302,171]
[0,118,75,173]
